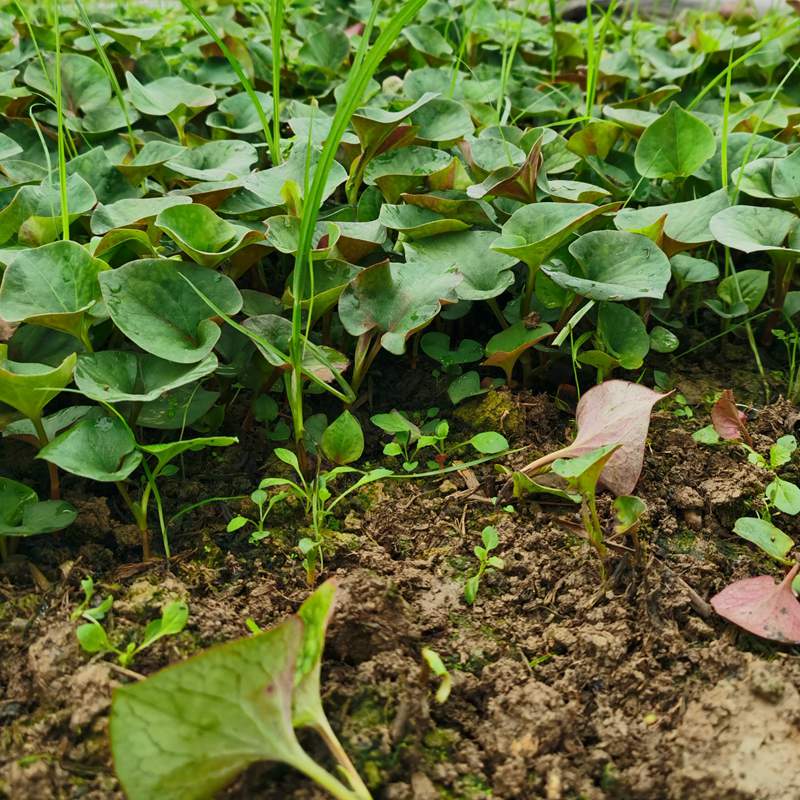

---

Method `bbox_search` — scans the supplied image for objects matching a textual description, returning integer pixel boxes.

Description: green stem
[487,297,508,329]
[32,416,60,500]
[53,0,69,241]
[116,481,150,560]
[315,719,371,799]
[270,0,284,164]
[522,262,540,317]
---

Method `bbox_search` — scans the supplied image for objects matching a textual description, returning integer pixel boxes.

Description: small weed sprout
[76,590,188,668]
[421,647,452,704]
[464,525,504,604]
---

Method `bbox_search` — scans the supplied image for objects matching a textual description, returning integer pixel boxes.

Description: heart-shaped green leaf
[404,230,517,301]
[74,351,218,403]
[155,204,263,267]
[709,205,800,256]
[116,141,187,183]
[0,241,107,343]
[99,259,242,363]
[207,91,273,135]
[339,259,462,354]
[634,103,714,179]
[91,196,192,236]
[543,230,671,301]
[165,141,258,182]
[614,189,729,246]
[320,411,363,466]
[596,302,650,370]
[483,322,554,383]
[38,408,142,482]
[0,345,76,422]
[126,72,216,118]
[364,146,453,203]
[492,201,621,268]
[0,476,76,537]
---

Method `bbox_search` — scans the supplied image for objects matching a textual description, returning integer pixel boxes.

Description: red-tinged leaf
[711,563,800,644]
[511,380,669,496]
[711,389,752,445]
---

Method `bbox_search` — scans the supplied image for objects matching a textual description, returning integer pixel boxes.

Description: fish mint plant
[552,444,622,574]
[0,476,76,561]
[38,408,237,560]
[111,581,373,800]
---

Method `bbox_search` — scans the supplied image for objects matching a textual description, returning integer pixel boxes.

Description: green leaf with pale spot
[38,408,142,482]
[99,259,242,363]
[74,351,218,403]
[733,517,794,562]
[339,259,462,355]
[0,241,107,342]
[404,230,517,301]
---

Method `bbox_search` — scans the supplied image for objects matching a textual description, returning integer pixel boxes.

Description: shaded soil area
[2,369,800,800]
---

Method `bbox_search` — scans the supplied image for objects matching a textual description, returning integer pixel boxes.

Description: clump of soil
[1,386,799,800]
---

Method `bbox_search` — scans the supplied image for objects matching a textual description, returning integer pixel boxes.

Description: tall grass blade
[287,0,427,450]
[74,0,138,156]
[270,0,284,165]
[53,0,70,240]
[178,0,278,164]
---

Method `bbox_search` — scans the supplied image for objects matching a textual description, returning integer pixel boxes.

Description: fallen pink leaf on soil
[510,380,670,496]
[711,388,752,445]
[711,563,800,644]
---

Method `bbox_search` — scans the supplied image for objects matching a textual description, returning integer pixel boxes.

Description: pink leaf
[513,380,669,496]
[711,389,752,445]
[711,563,800,644]
[345,22,364,37]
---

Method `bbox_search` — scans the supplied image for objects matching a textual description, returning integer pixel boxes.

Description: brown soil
[2,378,800,800]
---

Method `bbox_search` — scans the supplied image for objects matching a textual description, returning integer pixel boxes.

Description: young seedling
[77,596,188,668]
[695,390,800,562]
[499,380,669,502]
[226,487,291,543]
[421,647,452,704]
[611,495,648,560]
[552,444,622,576]
[372,410,509,472]
[250,412,391,582]
[38,407,237,560]
[464,526,504,604]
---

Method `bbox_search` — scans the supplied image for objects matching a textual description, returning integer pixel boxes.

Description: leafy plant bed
[2,0,800,798]
[2,379,800,800]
